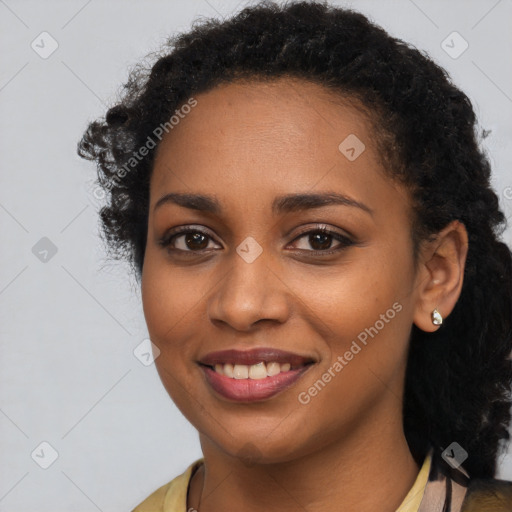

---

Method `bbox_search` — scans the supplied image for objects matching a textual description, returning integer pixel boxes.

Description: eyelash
[158,225,355,257]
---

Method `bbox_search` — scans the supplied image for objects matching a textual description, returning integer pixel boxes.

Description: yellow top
[396,450,432,512]
[132,451,432,512]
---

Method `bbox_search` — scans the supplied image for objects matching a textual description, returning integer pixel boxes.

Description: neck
[188,412,421,512]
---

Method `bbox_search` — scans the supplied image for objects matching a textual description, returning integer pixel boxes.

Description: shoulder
[461,477,512,512]
[131,458,204,512]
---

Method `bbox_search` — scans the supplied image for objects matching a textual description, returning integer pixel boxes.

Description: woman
[78,1,512,510]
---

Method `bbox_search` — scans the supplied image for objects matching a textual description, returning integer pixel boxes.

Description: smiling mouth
[200,361,312,379]
[197,347,316,401]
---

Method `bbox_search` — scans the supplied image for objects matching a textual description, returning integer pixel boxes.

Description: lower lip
[200,364,313,402]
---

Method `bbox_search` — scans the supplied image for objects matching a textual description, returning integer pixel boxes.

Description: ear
[413,220,469,332]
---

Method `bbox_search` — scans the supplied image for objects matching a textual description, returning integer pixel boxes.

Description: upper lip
[198,348,316,367]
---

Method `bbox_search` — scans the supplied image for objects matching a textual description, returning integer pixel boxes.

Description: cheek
[294,271,412,427]
[292,241,415,387]
[303,252,412,333]
[141,256,205,413]
[141,251,203,356]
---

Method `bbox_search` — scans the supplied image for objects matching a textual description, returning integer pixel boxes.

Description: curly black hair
[78,0,512,479]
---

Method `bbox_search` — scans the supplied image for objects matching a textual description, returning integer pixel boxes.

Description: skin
[141,76,468,512]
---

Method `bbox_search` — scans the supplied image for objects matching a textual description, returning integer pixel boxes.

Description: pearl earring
[431,308,443,326]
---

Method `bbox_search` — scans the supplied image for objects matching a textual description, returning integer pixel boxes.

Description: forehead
[148,76,407,224]
[168,77,373,143]
[152,77,379,181]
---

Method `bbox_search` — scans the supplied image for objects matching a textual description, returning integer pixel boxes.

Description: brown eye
[159,228,220,253]
[308,232,333,251]
[290,227,355,254]
[181,232,210,251]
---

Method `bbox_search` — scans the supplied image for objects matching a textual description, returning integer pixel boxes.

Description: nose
[207,248,291,332]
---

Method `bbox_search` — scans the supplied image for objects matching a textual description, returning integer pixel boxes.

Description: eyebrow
[154,191,373,216]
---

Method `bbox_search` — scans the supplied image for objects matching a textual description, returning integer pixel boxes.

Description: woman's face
[142,77,423,463]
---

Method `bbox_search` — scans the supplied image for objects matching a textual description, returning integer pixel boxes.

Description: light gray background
[1,0,511,510]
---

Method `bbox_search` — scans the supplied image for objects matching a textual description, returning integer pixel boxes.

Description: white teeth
[266,361,281,376]
[233,364,249,379]
[212,361,296,379]
[248,362,267,380]
[223,363,234,378]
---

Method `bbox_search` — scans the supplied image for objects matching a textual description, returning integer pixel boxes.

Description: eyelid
[286,225,355,255]
[158,225,219,248]
[158,223,356,255]
[290,223,354,241]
